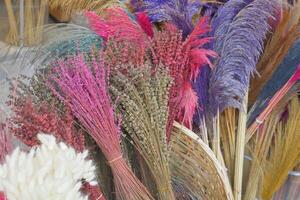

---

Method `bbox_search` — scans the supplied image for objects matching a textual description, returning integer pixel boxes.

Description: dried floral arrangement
[1,0,300,200]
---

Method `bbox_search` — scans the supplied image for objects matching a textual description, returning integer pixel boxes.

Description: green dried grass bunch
[109,63,175,200]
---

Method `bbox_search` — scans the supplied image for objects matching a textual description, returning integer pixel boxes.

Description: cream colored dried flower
[0,134,97,200]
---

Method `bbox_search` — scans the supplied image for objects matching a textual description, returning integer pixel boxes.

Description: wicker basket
[169,122,234,200]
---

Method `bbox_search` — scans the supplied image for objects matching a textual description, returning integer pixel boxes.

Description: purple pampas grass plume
[209,0,279,115]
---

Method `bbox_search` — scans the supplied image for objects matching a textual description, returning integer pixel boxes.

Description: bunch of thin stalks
[220,107,237,184]
[4,0,48,46]
[169,122,233,200]
[49,53,154,200]
[243,114,279,200]
[109,64,176,200]
[246,66,300,142]
[49,0,124,20]
[273,167,300,200]
[261,96,300,200]
[233,92,248,200]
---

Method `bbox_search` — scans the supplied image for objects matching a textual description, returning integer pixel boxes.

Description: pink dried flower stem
[0,123,13,164]
[0,192,6,200]
[49,53,154,200]
[246,65,300,142]
[82,182,107,200]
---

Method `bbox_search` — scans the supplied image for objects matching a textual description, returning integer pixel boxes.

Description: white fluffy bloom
[0,134,97,200]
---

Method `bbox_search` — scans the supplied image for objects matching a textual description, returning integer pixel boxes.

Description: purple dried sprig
[209,0,278,114]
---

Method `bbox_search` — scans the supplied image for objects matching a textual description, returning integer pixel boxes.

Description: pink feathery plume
[85,9,148,46]
[178,17,216,128]
[135,12,154,38]
[151,17,216,137]
[49,53,154,200]
[84,12,112,41]
[0,123,13,164]
[176,82,198,128]
[183,17,217,80]
[247,65,300,142]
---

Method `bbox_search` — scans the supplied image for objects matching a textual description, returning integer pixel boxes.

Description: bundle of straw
[49,53,154,200]
[261,96,300,199]
[243,114,279,200]
[109,64,175,200]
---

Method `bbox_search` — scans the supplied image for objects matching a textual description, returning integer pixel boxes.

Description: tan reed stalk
[212,111,220,157]
[110,64,176,200]
[4,0,19,45]
[243,114,279,200]
[233,91,248,200]
[249,1,300,105]
[261,96,300,200]
[200,118,209,145]
[169,122,234,200]
[24,0,35,45]
[35,0,48,44]
[220,108,237,184]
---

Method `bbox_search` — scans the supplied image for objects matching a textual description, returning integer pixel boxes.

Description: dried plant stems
[110,64,175,200]
[246,66,300,142]
[243,115,278,200]
[261,96,300,199]
[4,0,47,46]
[50,54,154,200]
[36,0,48,43]
[233,91,248,200]
[24,0,34,45]
[220,108,237,183]
[4,0,19,45]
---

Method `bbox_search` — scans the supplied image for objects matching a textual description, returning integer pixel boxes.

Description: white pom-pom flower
[0,134,97,200]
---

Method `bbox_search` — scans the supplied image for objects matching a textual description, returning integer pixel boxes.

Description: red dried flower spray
[49,53,154,200]
[9,99,85,152]
[151,17,216,139]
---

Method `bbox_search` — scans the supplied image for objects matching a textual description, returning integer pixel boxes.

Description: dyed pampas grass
[0,134,96,200]
[110,64,175,200]
[49,53,154,200]
[169,122,233,200]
